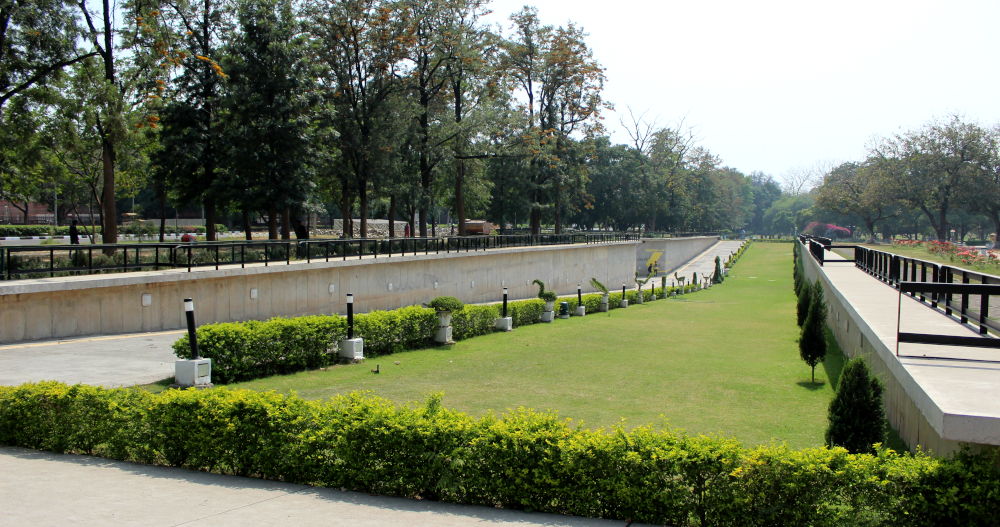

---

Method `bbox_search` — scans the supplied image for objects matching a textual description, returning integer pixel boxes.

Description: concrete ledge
[0,242,638,343]
[802,251,1000,454]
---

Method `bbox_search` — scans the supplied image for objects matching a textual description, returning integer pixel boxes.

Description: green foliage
[532,279,558,302]
[799,281,828,382]
[796,277,812,327]
[589,277,609,295]
[3,382,1000,526]
[452,304,500,340]
[826,358,886,454]
[428,296,464,313]
[713,255,724,284]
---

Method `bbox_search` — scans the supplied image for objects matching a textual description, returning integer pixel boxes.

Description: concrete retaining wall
[800,249,968,455]
[0,242,637,343]
[636,236,720,275]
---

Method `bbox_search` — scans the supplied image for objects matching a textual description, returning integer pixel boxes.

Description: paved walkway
[818,260,1000,445]
[668,240,746,286]
[0,447,641,527]
[0,330,181,387]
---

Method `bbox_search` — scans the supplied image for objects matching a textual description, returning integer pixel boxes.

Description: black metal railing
[797,235,854,266]
[0,232,638,281]
[854,245,1000,336]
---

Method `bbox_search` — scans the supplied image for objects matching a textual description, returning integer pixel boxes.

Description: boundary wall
[801,248,995,456]
[0,242,638,343]
[636,236,719,275]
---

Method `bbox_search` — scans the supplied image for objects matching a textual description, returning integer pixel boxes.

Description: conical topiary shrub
[826,357,886,454]
[712,255,724,284]
[799,280,827,382]
[796,278,812,327]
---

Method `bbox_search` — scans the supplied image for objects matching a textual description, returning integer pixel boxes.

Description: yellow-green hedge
[1,382,998,526]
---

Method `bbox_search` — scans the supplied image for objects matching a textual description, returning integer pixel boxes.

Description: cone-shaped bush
[713,255,724,284]
[799,281,827,382]
[795,278,812,327]
[826,358,886,454]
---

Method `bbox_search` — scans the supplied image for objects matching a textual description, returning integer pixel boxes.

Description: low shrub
[428,296,464,313]
[453,304,499,340]
[2,383,999,526]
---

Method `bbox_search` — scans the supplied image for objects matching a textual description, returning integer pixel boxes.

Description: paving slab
[0,331,181,387]
[0,447,642,527]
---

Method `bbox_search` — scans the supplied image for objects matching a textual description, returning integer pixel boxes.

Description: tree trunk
[340,184,352,239]
[100,138,117,250]
[359,178,368,238]
[554,177,562,234]
[388,195,396,238]
[281,206,291,240]
[242,210,252,240]
[530,207,541,236]
[267,205,278,239]
[455,158,466,236]
[204,199,217,241]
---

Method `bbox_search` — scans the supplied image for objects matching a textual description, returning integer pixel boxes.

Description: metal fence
[0,233,638,281]
[797,235,999,351]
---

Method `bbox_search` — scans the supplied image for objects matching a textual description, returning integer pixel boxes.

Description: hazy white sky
[484,0,1000,181]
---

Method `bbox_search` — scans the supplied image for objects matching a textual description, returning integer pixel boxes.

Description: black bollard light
[622,283,626,298]
[577,283,582,304]
[184,298,199,359]
[502,287,508,318]
[346,293,355,339]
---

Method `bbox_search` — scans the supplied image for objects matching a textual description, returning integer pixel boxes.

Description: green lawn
[228,243,846,449]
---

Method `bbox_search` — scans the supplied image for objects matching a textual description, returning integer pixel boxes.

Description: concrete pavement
[0,330,181,387]
[0,447,641,527]
[669,240,746,286]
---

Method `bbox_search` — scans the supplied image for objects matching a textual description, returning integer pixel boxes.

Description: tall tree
[307,0,414,238]
[874,116,990,241]
[156,0,233,241]
[815,161,894,241]
[502,7,604,234]
[223,0,313,239]
[0,0,94,116]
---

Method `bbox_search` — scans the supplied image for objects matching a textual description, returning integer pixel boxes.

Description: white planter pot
[544,300,555,311]
[599,294,609,312]
[434,311,454,344]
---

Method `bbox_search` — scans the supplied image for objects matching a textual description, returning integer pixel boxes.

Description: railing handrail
[0,232,639,281]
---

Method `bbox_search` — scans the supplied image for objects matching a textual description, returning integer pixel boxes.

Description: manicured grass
[228,243,843,449]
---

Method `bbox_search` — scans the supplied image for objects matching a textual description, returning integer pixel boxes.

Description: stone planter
[599,294,609,312]
[541,300,555,322]
[434,311,454,344]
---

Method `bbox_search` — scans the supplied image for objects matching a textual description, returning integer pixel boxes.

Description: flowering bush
[804,222,852,238]
[892,239,923,247]
[926,240,959,256]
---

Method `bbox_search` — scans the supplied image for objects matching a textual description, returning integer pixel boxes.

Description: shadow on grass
[137,377,174,394]
[796,380,826,390]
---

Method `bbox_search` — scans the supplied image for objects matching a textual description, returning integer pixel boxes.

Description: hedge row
[2,382,998,526]
[173,286,695,384]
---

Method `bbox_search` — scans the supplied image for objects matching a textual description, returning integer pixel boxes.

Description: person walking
[69,219,80,245]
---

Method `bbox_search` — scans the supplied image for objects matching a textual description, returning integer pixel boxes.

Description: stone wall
[0,241,637,343]
[636,236,720,275]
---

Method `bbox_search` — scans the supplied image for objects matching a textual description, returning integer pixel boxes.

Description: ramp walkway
[0,447,642,527]
[811,258,1000,450]
[669,240,745,286]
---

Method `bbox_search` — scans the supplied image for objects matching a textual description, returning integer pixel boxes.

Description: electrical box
[175,358,212,387]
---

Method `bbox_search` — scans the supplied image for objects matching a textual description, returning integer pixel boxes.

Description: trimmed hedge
[2,382,999,526]
[173,288,702,384]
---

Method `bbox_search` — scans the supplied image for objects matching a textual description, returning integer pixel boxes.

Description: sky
[483,0,1000,184]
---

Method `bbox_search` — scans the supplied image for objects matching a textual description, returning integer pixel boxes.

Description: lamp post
[346,293,354,339]
[502,287,508,318]
[184,298,199,359]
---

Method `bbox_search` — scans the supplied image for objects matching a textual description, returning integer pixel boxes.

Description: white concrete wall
[799,245,990,456]
[0,242,637,343]
[636,236,720,275]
